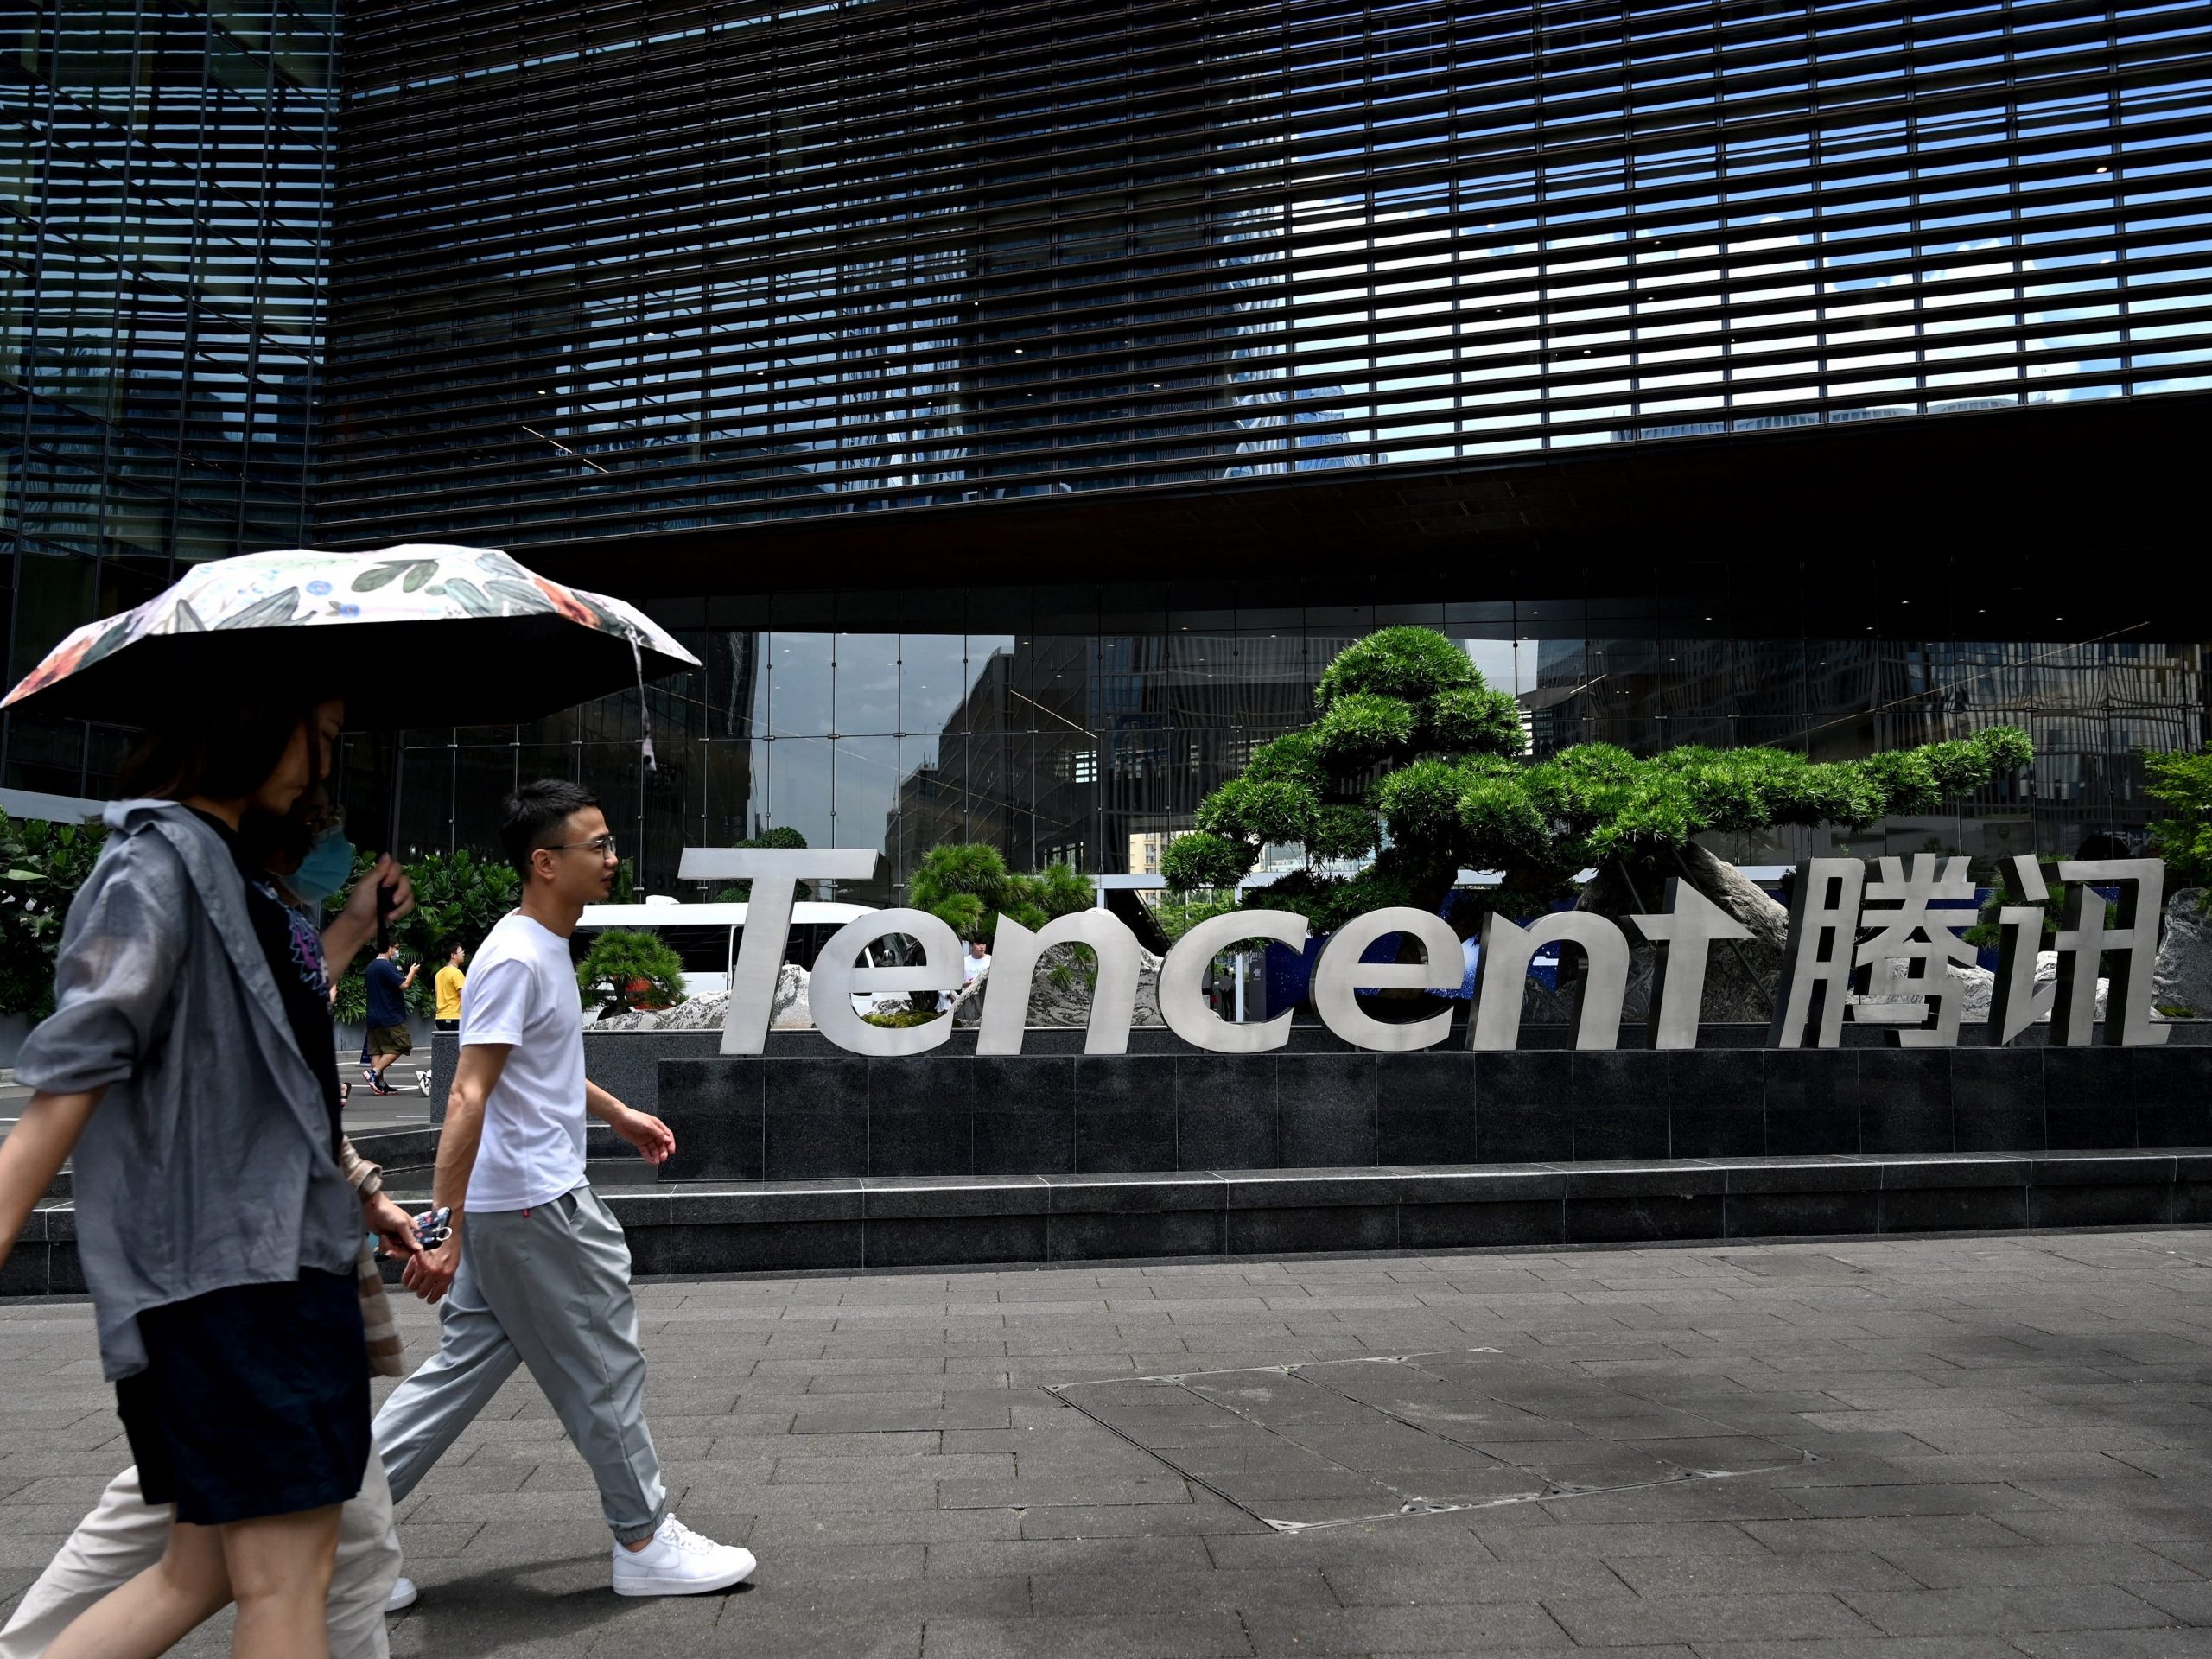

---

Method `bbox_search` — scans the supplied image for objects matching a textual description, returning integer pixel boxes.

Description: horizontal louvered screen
[321,0,2212,548]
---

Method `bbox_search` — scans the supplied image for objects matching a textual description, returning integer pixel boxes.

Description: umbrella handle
[377,874,393,954]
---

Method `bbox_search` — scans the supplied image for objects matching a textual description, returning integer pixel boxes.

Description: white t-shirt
[940,950,991,1011]
[460,912,587,1212]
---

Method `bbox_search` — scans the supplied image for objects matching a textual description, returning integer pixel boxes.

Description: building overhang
[524,393,2208,637]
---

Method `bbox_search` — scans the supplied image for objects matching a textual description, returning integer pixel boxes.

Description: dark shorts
[368,1024,413,1058]
[116,1268,370,1527]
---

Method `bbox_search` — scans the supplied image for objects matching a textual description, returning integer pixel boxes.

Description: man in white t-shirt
[372,780,754,1605]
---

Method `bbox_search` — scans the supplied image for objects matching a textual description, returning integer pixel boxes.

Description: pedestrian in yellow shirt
[433,941,467,1031]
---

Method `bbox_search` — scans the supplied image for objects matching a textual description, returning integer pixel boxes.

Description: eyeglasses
[545,835,619,858]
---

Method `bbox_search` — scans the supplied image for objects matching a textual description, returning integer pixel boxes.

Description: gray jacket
[16,800,359,1380]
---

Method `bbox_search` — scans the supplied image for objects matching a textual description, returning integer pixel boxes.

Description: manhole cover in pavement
[1046,1351,1815,1533]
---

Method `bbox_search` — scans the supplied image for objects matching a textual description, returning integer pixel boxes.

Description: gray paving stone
[1319,1556,1631,1605]
[1693,1641,2028,1659]
[1545,1589,1878,1644]
[1240,1599,1571,1653]
[1472,1519,1775,1560]
[2131,1579,2212,1624]
[8,1228,2212,1656]
[1734,1515,2039,1553]
[1840,1582,2177,1635]
[920,1611,1254,1656]
[1873,1542,2200,1586]
[1029,1564,1337,1618]
[2011,1633,2212,1657]
[1605,1549,1919,1598]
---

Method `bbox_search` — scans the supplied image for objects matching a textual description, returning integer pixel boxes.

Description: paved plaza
[3,1230,2212,1657]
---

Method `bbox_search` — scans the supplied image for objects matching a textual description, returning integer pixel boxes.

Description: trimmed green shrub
[327,846,521,1020]
[908,844,1095,944]
[1163,625,2036,921]
[2145,745,2212,892]
[0,812,102,1019]
[575,928,688,1016]
[714,826,809,901]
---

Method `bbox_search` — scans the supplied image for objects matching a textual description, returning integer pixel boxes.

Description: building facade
[323,0,2212,538]
[10,1,2210,894]
[1,1,339,798]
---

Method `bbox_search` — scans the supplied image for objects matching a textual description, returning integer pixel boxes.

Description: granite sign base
[7,1148,2208,1297]
[588,1151,2212,1277]
[653,1044,2212,1185]
[15,1039,2204,1300]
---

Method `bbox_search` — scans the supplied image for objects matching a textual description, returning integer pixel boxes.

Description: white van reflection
[573,896,912,1018]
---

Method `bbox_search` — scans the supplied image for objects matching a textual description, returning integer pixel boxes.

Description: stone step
[19,1148,2201,1300]
[585,1148,2212,1278]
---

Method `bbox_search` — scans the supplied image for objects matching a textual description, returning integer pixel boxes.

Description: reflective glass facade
[1,0,339,793]
[346,588,2203,903]
[315,0,2212,893]
[13,1,2209,901]
[322,0,2212,542]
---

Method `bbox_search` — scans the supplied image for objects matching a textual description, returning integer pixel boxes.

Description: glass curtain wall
[304,590,2205,899]
[1,2,339,793]
[322,0,2212,547]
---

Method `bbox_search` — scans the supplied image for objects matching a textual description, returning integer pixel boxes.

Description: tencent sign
[680,849,2171,1058]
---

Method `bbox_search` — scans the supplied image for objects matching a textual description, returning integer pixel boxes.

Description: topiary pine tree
[1160,626,2035,933]
[575,928,688,1015]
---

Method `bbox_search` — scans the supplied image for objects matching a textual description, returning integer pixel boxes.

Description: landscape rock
[1562,842,1790,1025]
[1937,955,2107,1025]
[589,963,813,1033]
[953,942,1167,1027]
[2153,888,2212,1017]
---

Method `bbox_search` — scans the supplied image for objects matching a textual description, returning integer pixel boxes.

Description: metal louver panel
[321,0,2212,548]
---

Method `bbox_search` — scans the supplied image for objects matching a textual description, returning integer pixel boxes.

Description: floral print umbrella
[3,543,701,730]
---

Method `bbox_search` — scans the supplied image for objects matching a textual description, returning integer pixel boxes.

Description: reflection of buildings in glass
[346,606,2206,893]
[881,640,1091,888]
[1529,639,2207,858]
[319,3,1322,543]
[880,631,1336,892]
[321,0,2212,546]
[3,5,337,795]
[1128,830,1179,876]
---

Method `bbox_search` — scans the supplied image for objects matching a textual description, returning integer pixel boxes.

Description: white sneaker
[385,1575,418,1613]
[610,1516,756,1597]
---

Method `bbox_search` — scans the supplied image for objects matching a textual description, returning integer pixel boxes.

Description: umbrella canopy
[2,544,701,729]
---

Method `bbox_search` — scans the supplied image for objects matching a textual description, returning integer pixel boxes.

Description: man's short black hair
[501,779,601,876]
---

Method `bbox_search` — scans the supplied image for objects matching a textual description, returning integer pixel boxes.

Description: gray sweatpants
[372,1186,667,1544]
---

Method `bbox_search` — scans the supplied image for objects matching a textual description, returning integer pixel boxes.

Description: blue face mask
[290,828,356,908]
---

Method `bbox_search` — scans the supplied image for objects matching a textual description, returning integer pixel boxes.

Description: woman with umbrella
[0,690,416,1658]
[0,545,699,1657]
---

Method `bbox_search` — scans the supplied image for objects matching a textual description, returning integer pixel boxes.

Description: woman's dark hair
[118,697,327,804]
[501,779,600,876]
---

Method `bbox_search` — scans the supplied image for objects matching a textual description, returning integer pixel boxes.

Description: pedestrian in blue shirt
[362,943,417,1096]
